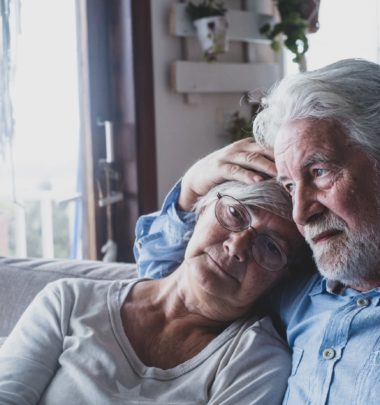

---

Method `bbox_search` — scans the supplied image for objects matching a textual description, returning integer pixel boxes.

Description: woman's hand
[178,138,276,211]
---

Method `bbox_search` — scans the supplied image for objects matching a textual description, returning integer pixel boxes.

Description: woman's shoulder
[40,277,136,309]
[44,277,119,294]
[237,315,290,350]
[220,315,290,366]
[209,315,291,404]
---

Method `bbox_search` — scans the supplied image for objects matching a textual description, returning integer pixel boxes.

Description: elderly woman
[0,180,307,404]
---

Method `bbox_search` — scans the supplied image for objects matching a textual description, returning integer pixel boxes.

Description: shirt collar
[309,275,380,297]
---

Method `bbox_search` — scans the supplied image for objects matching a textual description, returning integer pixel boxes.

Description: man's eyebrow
[276,152,337,183]
[302,152,331,168]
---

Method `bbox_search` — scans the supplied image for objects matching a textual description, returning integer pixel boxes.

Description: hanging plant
[186,0,229,62]
[260,0,321,69]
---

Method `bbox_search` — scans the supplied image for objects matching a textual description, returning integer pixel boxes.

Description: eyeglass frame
[214,193,289,272]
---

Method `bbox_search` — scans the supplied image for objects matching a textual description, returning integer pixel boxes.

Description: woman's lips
[312,230,343,244]
[206,254,240,282]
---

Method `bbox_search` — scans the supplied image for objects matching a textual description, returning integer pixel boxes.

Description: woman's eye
[265,240,282,257]
[228,205,243,219]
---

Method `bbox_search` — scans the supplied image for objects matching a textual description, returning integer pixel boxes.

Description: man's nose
[292,183,324,227]
[223,229,254,262]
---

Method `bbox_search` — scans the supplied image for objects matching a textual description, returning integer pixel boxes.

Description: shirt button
[322,348,336,360]
[137,241,143,249]
[356,297,370,307]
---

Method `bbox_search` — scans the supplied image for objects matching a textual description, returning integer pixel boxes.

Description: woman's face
[184,198,304,318]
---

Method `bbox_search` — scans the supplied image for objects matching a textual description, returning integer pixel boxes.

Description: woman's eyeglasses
[215,193,288,271]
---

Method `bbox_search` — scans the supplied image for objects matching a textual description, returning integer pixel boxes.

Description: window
[0,0,82,259]
[285,0,380,75]
[0,0,156,262]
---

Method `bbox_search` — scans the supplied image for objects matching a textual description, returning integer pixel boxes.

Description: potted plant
[260,0,321,71]
[186,0,229,61]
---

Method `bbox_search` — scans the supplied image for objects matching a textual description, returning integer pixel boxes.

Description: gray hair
[253,59,380,162]
[193,179,292,220]
[193,179,314,274]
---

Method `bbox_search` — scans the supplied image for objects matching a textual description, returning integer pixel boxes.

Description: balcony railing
[0,190,81,259]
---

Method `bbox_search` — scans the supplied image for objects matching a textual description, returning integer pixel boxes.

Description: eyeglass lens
[215,195,287,271]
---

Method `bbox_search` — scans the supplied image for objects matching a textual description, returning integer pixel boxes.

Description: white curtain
[0,0,20,157]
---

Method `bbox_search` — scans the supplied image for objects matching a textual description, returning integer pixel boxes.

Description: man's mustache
[303,213,347,243]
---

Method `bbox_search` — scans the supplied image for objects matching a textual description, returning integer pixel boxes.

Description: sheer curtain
[0,0,19,156]
[0,0,82,259]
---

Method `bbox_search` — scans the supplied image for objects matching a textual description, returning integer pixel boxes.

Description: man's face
[274,118,380,290]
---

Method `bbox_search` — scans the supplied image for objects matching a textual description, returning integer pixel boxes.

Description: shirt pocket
[354,350,380,405]
[282,346,304,405]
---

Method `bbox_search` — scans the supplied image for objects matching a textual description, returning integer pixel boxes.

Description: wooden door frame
[77,0,157,261]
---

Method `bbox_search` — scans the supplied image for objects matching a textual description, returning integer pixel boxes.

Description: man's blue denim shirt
[134,181,380,404]
[134,181,196,279]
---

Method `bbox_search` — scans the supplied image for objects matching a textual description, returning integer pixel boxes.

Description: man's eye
[313,168,328,177]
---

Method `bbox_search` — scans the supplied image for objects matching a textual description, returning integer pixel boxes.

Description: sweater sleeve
[0,282,65,405]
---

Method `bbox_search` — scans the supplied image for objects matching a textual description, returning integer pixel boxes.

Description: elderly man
[134,59,380,404]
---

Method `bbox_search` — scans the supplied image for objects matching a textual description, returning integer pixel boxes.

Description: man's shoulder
[270,272,322,316]
[271,271,320,298]
[284,272,322,299]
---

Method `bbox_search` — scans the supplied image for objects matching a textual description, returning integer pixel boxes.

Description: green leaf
[186,0,227,22]
[271,40,280,52]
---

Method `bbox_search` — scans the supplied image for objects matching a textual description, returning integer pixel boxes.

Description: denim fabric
[134,181,196,278]
[275,272,380,404]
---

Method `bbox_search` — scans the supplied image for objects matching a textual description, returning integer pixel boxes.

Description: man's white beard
[304,213,380,288]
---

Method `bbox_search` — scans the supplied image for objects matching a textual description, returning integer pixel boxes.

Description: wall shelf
[171,61,280,93]
[169,0,280,96]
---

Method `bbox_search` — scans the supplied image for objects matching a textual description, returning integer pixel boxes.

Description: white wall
[150,0,270,204]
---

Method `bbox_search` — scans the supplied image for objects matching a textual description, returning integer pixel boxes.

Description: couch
[0,256,137,344]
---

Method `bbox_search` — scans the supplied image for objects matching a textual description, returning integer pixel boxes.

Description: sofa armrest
[0,256,137,337]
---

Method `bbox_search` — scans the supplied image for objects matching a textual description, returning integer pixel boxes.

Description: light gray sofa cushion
[0,256,137,337]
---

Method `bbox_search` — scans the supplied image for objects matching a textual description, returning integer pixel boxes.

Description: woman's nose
[223,229,254,262]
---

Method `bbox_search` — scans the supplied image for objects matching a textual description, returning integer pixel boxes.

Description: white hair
[253,59,380,162]
[193,179,292,220]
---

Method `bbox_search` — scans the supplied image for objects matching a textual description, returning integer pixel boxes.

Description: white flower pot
[193,15,229,61]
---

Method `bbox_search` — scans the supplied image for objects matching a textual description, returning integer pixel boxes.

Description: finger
[220,150,277,178]
[217,162,273,185]
[229,138,275,160]
[244,140,274,161]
